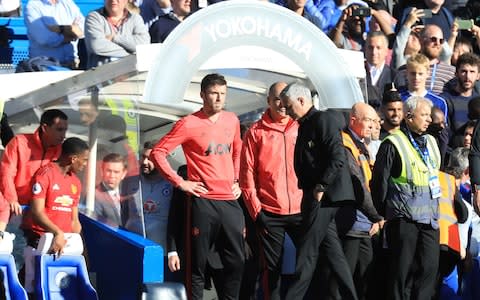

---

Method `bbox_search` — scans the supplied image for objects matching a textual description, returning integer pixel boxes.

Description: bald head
[349,102,377,139]
[267,82,289,121]
[421,24,444,60]
[268,82,288,99]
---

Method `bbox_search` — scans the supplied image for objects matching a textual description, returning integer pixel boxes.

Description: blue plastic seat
[0,254,28,300]
[34,254,97,300]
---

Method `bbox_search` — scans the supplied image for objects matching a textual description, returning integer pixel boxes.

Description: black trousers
[238,197,260,300]
[191,198,245,300]
[284,196,358,300]
[329,236,373,300]
[385,218,440,300]
[258,211,303,300]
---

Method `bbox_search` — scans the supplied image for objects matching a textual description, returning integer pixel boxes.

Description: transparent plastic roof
[0,0,366,243]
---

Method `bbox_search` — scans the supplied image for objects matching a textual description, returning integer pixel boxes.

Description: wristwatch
[0,231,4,239]
[314,183,328,193]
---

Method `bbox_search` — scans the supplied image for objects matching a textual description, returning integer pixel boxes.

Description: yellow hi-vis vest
[385,130,440,224]
[341,131,373,190]
[437,171,461,255]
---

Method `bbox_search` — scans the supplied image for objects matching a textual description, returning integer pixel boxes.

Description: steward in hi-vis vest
[335,103,384,300]
[371,97,441,300]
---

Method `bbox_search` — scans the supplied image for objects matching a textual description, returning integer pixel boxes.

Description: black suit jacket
[294,107,355,205]
[366,64,396,108]
[94,183,133,228]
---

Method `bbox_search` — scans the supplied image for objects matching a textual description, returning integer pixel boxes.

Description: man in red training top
[0,109,68,265]
[21,137,89,253]
[0,109,68,216]
[150,73,244,300]
[239,81,303,300]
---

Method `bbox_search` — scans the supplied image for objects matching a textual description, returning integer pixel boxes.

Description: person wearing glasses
[332,103,385,300]
[395,24,456,95]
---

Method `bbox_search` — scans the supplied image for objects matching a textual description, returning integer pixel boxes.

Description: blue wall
[80,214,164,300]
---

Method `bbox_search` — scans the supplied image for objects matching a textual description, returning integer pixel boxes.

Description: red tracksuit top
[22,162,81,235]
[0,129,62,205]
[239,110,302,220]
[151,110,242,200]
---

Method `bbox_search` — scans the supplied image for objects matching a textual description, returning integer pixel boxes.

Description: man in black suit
[94,153,132,228]
[365,31,396,109]
[280,83,358,300]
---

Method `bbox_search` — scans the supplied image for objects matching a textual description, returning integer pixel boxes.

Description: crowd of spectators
[15,0,480,81]
[5,0,480,299]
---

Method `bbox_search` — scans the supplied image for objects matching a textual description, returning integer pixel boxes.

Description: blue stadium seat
[74,0,103,16]
[34,254,97,300]
[0,254,28,300]
[0,17,29,68]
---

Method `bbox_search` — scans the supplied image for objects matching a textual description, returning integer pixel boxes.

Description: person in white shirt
[365,31,396,108]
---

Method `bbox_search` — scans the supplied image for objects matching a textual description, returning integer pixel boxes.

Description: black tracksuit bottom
[258,211,303,300]
[190,197,245,300]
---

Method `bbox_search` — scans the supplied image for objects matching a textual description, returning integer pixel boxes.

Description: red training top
[22,162,81,235]
[0,129,62,205]
[240,109,303,219]
[151,110,242,200]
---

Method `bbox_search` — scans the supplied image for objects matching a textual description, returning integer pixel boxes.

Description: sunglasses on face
[427,36,444,44]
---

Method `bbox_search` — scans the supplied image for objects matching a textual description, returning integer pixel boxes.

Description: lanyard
[430,63,437,91]
[406,129,434,170]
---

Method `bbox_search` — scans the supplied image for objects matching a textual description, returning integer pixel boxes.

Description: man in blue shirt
[24,0,84,68]
[274,0,335,32]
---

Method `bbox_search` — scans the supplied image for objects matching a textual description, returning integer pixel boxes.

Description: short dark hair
[465,120,477,129]
[200,73,227,92]
[40,109,68,126]
[456,52,480,71]
[143,141,155,149]
[102,153,127,168]
[366,31,388,45]
[61,137,89,157]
